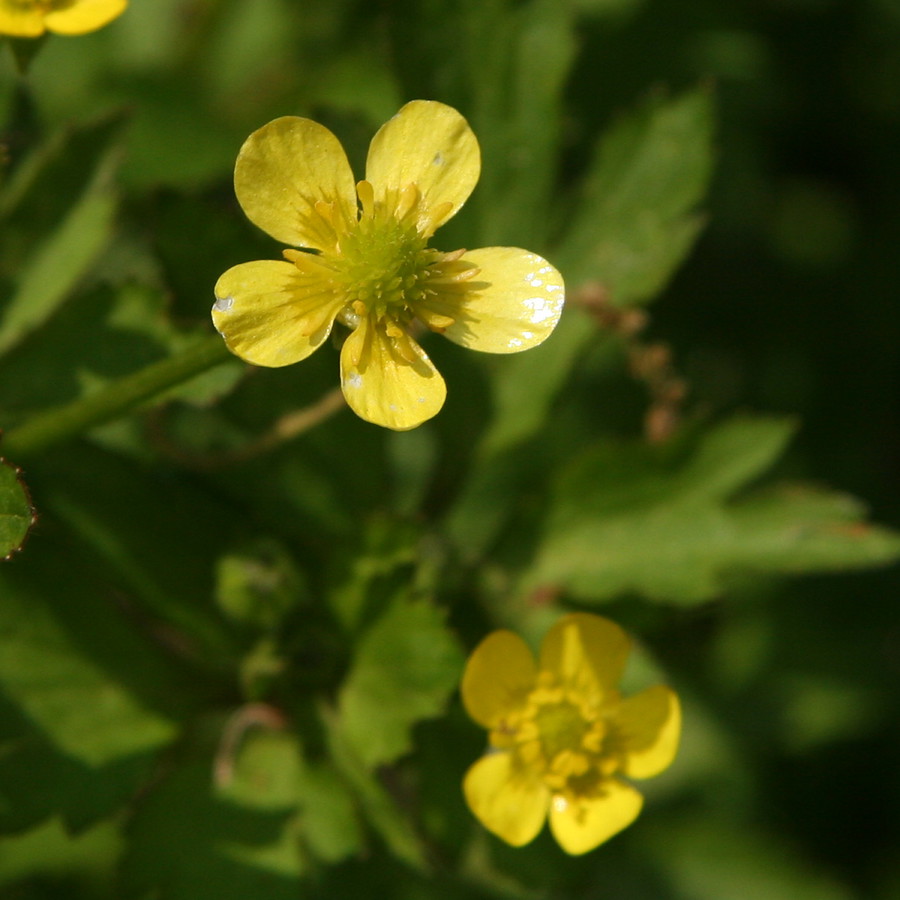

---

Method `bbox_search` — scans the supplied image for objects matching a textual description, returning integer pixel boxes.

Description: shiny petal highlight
[422,247,564,354]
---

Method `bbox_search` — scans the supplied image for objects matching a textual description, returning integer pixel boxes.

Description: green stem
[3,335,234,459]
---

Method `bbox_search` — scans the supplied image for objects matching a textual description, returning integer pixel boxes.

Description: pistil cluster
[492,671,619,804]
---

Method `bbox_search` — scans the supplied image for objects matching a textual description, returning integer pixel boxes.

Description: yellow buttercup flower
[212,100,565,430]
[461,613,680,854]
[0,0,127,37]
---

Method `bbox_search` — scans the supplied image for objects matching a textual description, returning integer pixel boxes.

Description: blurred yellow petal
[549,780,643,855]
[539,614,631,700]
[213,259,343,367]
[366,100,480,236]
[340,316,446,430]
[462,630,537,729]
[0,6,45,36]
[463,753,549,847]
[234,117,357,251]
[616,685,681,779]
[44,0,127,34]
[418,247,564,353]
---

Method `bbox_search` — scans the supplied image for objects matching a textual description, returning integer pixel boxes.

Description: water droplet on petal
[214,295,234,312]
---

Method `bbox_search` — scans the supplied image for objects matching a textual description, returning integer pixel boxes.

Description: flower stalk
[2,335,233,459]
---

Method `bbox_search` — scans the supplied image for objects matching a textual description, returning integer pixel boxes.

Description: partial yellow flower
[461,613,680,855]
[0,0,127,37]
[212,100,565,430]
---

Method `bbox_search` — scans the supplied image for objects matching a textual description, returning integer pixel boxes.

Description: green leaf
[646,816,855,900]
[338,593,464,770]
[327,516,421,632]
[526,416,900,604]
[293,758,363,864]
[0,146,119,357]
[554,85,715,303]
[389,0,576,249]
[0,816,121,889]
[0,506,204,832]
[0,567,176,767]
[31,442,240,667]
[122,761,305,900]
[464,0,578,249]
[217,730,306,813]
[0,707,159,834]
[474,309,602,459]
[323,707,427,871]
[0,458,33,558]
[218,729,363,864]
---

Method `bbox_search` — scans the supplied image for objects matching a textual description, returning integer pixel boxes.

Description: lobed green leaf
[338,593,464,770]
[526,416,900,604]
[554,85,716,303]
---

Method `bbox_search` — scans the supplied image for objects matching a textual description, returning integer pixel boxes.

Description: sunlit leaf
[338,593,464,769]
[0,568,176,767]
[0,146,118,357]
[555,85,715,303]
[0,816,121,888]
[526,416,900,604]
[217,729,363,864]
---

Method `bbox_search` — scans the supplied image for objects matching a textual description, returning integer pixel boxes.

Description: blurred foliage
[1,0,900,898]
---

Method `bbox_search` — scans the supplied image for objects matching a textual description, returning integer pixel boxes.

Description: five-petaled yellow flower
[212,100,565,430]
[0,0,126,37]
[462,613,680,854]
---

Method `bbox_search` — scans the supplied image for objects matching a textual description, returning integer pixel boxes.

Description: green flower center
[334,211,434,325]
[491,675,619,795]
[533,700,592,762]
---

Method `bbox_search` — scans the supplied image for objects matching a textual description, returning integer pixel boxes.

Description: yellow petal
[366,101,480,236]
[212,259,343,367]
[463,752,549,847]
[44,0,127,34]
[549,779,643,855]
[340,316,446,430]
[418,247,564,354]
[461,630,537,729]
[539,614,631,701]
[0,7,46,36]
[234,117,357,251]
[616,685,681,779]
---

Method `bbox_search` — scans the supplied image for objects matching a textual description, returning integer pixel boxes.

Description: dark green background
[1,0,899,897]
